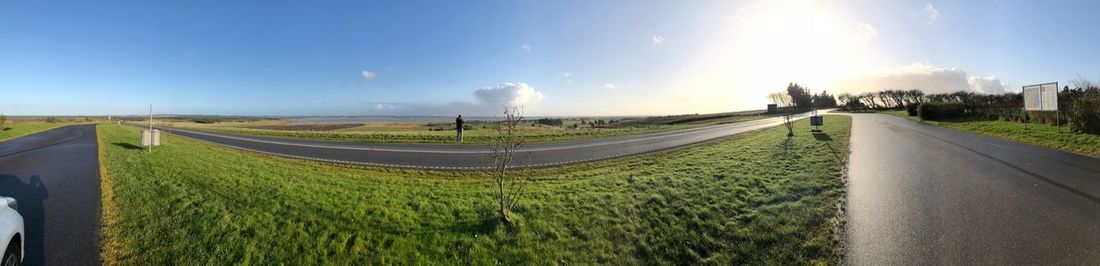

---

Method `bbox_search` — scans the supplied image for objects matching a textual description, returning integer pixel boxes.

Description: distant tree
[533,118,563,127]
[812,90,837,108]
[786,83,813,108]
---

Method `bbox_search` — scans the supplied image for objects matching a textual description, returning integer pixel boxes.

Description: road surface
[845,113,1100,265]
[160,112,818,169]
[0,125,101,265]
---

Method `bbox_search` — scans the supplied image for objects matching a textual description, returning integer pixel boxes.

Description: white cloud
[923,4,939,23]
[361,69,377,80]
[520,44,531,51]
[560,72,575,85]
[831,63,1008,94]
[652,35,664,45]
[857,22,877,43]
[362,83,545,115]
[603,83,617,90]
[967,76,1010,94]
[474,83,544,107]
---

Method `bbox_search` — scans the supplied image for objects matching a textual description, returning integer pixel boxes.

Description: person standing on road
[455,114,464,143]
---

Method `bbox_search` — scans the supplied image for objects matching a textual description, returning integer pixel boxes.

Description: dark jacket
[456,117,464,130]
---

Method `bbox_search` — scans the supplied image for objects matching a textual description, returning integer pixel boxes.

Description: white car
[0,197,22,266]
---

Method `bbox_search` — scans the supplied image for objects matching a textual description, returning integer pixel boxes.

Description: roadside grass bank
[873,110,1100,158]
[0,121,67,142]
[97,115,851,264]
[167,125,675,144]
[162,112,778,144]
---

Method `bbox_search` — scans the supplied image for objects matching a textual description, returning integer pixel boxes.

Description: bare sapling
[486,106,532,224]
[768,92,795,136]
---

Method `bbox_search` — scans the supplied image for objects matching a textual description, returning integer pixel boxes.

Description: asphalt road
[160,111,818,169]
[845,113,1100,265]
[0,125,101,266]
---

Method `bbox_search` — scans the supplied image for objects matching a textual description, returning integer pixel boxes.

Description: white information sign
[1024,82,1058,111]
[1040,83,1058,111]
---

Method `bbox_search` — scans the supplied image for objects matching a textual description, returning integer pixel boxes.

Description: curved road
[0,125,101,266]
[845,113,1100,265]
[161,112,818,170]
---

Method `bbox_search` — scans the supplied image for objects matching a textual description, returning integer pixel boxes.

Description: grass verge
[164,113,777,144]
[98,115,851,264]
[876,110,1100,158]
[0,122,66,142]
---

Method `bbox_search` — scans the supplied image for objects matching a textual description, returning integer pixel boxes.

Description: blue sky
[1,0,1099,116]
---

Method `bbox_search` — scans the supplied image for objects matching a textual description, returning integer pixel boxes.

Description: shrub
[1068,88,1100,134]
[905,103,919,116]
[533,118,563,127]
[918,103,965,121]
[45,117,59,123]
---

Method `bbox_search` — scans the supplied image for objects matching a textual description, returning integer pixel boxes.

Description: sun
[671,1,881,112]
[733,1,875,91]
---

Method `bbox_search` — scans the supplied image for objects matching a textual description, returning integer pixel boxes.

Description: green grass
[98,115,851,265]
[175,125,676,144]
[0,121,66,142]
[871,110,1100,158]
[891,112,1100,158]
[163,112,776,144]
[603,110,777,128]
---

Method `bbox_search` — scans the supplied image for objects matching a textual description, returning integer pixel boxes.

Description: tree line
[768,83,838,112]
[831,79,1100,135]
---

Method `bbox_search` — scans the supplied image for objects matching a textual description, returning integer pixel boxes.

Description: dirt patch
[249,123,364,131]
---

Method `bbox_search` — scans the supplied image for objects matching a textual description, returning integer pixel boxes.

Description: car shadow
[0,175,48,266]
[112,142,143,150]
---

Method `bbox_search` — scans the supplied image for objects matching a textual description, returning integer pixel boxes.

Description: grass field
[98,115,851,264]
[161,111,778,144]
[0,121,66,142]
[874,110,1100,158]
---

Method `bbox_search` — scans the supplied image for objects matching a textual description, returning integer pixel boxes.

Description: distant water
[291,116,450,124]
[289,116,522,124]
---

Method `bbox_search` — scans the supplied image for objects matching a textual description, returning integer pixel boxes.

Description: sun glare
[735,1,875,91]
[678,1,879,111]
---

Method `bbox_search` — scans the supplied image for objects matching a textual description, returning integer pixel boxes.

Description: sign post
[1022,82,1058,131]
[809,107,823,131]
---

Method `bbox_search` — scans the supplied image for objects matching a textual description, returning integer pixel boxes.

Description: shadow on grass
[112,142,144,150]
[2,127,9,131]
[770,136,797,163]
[451,216,503,235]
[812,132,844,163]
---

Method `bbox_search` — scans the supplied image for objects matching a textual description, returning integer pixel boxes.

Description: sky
[2,0,1100,116]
